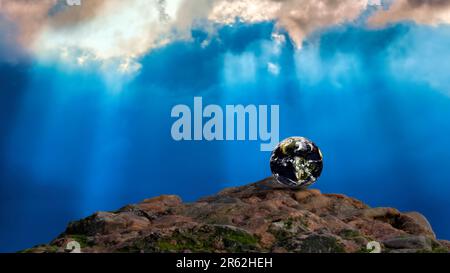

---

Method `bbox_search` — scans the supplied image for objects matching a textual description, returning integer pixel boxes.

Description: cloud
[274,0,373,48]
[203,0,377,48]
[0,0,379,64]
[208,0,280,25]
[369,0,450,26]
[47,0,108,27]
[0,0,56,46]
[37,1,178,57]
[2,0,449,76]
[0,0,185,71]
[0,15,26,63]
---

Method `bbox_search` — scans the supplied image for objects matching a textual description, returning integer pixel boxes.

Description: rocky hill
[24,178,450,253]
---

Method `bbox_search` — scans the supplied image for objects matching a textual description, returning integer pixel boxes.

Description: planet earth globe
[270,137,323,188]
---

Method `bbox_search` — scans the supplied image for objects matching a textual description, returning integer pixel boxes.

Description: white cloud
[208,0,281,25]
[34,0,185,70]
[1,0,380,64]
[4,0,450,78]
[0,0,185,73]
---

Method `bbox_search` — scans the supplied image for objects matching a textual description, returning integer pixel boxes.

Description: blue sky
[1,0,450,252]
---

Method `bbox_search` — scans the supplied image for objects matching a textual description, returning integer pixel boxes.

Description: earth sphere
[270,137,323,188]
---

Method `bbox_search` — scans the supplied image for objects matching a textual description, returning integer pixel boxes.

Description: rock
[24,177,449,253]
[387,249,425,253]
[360,207,400,219]
[275,234,346,253]
[294,189,320,201]
[383,235,433,251]
[404,212,436,238]
[65,212,129,236]
[440,240,450,248]
[438,240,450,253]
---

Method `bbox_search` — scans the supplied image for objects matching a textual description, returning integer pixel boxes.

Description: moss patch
[269,217,310,243]
[339,229,360,239]
[126,225,260,253]
[419,246,450,253]
[299,235,346,253]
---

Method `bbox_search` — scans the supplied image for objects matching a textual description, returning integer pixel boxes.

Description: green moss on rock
[125,225,260,253]
[299,235,346,253]
[339,229,360,239]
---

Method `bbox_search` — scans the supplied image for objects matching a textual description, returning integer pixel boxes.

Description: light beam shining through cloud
[3,0,447,78]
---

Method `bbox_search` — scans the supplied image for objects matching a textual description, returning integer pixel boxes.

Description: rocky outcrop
[23,178,449,253]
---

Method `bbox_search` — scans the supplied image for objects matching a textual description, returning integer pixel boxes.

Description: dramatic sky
[1,0,450,252]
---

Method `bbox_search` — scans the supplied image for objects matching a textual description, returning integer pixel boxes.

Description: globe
[270,137,323,188]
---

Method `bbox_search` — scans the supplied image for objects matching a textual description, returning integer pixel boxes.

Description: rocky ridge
[24,178,450,253]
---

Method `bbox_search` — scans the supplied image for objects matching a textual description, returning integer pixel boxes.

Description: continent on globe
[270,137,323,188]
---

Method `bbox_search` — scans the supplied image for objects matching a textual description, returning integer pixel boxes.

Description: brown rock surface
[22,178,449,253]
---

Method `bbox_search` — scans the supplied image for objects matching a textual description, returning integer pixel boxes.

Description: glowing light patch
[32,0,183,75]
[268,62,280,75]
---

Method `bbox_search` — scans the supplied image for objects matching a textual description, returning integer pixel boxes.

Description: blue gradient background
[1,22,450,252]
